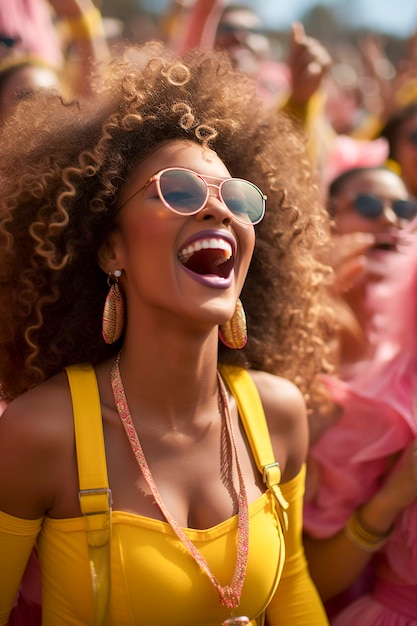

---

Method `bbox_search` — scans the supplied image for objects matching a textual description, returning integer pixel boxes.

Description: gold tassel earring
[219,298,247,349]
[102,269,125,344]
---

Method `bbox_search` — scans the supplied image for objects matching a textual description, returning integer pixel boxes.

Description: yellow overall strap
[219,364,289,531]
[66,364,111,626]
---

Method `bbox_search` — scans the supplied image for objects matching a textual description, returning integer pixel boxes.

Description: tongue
[183,249,231,278]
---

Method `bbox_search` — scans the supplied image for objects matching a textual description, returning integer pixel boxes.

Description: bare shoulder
[0,371,74,518]
[247,369,308,481]
[0,370,73,444]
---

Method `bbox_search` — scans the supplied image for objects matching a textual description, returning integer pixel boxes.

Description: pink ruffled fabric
[323,134,389,187]
[332,596,417,626]
[304,235,417,624]
[332,579,417,625]
[305,376,416,544]
[304,373,417,624]
[0,0,62,66]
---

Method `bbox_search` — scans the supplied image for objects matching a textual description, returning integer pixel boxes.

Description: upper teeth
[178,238,233,264]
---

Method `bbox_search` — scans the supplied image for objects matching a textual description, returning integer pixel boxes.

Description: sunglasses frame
[216,23,266,36]
[119,166,266,225]
[353,193,417,221]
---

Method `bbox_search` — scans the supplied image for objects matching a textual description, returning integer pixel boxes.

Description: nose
[380,204,401,227]
[196,186,233,224]
[233,28,251,44]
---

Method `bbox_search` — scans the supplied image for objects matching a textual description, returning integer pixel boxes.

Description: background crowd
[1,0,417,625]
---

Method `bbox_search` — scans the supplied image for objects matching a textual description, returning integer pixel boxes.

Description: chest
[104,411,264,529]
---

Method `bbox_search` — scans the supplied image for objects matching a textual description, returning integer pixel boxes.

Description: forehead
[220,9,261,29]
[336,169,408,199]
[131,140,231,182]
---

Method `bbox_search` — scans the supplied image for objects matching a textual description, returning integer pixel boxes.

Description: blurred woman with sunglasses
[324,165,417,385]
[306,165,417,447]
[303,164,417,622]
[303,204,417,626]
[0,42,333,626]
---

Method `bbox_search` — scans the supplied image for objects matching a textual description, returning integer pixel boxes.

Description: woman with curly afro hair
[0,42,333,625]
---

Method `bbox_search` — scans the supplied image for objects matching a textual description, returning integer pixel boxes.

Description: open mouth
[371,232,399,253]
[373,242,397,252]
[372,237,398,253]
[178,237,234,278]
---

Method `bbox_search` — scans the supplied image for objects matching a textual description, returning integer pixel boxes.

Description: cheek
[335,212,377,235]
[240,224,255,252]
[120,219,175,297]
[116,219,177,294]
[122,210,173,254]
[239,228,256,276]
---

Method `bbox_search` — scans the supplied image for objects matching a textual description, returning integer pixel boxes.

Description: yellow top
[0,365,328,626]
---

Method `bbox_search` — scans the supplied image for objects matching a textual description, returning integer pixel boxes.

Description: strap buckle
[79,487,113,514]
[262,462,280,485]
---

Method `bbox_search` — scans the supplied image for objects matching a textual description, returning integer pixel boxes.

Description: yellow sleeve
[0,510,41,625]
[280,92,335,171]
[266,467,329,626]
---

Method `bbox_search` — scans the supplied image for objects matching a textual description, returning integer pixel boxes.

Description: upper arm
[0,374,74,519]
[250,373,329,624]
[248,370,309,482]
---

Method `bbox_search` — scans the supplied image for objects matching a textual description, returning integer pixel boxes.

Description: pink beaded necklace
[111,353,250,625]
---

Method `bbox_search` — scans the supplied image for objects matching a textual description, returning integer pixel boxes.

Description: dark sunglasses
[120,167,266,225]
[353,193,417,220]
[0,34,19,48]
[217,23,266,36]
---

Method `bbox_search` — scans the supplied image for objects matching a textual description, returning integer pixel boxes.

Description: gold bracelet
[65,7,104,40]
[345,509,391,553]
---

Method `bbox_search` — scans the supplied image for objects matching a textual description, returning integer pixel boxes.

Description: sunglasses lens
[393,199,417,220]
[217,23,264,36]
[221,179,265,224]
[159,169,207,213]
[354,194,383,218]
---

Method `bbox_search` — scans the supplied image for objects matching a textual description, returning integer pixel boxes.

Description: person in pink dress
[303,221,417,625]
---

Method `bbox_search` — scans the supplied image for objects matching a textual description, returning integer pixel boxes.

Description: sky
[141,0,417,39]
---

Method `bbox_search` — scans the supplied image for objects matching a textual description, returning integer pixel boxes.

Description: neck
[339,280,379,371]
[115,325,221,429]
